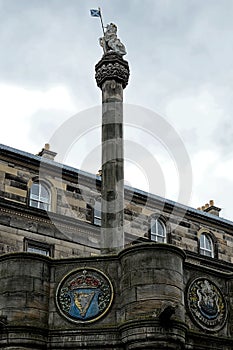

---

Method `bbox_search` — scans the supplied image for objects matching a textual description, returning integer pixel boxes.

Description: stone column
[95,52,130,253]
[0,253,50,349]
[119,243,187,349]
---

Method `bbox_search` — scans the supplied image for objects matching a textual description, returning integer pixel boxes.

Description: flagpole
[98,7,105,35]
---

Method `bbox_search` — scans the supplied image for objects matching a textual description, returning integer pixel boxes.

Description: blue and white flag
[90,9,101,17]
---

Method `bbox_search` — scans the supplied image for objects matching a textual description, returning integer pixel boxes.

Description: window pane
[157,221,165,237]
[39,202,48,210]
[95,209,101,218]
[31,183,40,196]
[151,233,156,241]
[40,185,49,198]
[94,202,101,226]
[94,217,101,226]
[39,196,49,204]
[205,250,212,257]
[30,199,39,208]
[27,246,49,256]
[151,219,157,234]
[200,233,205,246]
[30,193,39,201]
[205,236,212,250]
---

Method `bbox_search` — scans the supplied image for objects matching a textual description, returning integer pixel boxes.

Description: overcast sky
[1,0,233,220]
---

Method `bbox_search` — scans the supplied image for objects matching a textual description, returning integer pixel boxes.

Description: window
[29,182,50,210]
[94,201,101,226]
[200,233,214,257]
[27,245,50,256]
[151,218,166,243]
[24,239,52,257]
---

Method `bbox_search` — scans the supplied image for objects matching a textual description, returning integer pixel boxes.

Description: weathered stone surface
[95,52,130,89]
[0,241,232,349]
[95,53,130,252]
[1,140,233,349]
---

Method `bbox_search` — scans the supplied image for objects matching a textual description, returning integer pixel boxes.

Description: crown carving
[68,270,101,290]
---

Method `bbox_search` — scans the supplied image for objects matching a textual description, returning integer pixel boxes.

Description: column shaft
[95,52,130,253]
[101,80,124,252]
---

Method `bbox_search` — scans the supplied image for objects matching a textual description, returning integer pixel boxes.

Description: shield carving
[68,288,100,319]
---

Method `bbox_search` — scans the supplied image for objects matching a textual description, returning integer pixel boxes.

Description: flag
[90,9,101,17]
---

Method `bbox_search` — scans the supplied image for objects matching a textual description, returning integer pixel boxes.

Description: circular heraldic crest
[187,278,227,331]
[56,268,114,323]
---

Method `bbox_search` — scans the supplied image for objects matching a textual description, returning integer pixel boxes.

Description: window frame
[29,182,51,211]
[150,218,166,243]
[199,233,214,258]
[24,238,53,257]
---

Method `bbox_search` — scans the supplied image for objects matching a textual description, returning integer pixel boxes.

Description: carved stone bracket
[95,52,130,89]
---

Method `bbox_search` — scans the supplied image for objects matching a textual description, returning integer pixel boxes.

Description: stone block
[5,185,27,197]
[0,164,17,175]
[136,284,182,301]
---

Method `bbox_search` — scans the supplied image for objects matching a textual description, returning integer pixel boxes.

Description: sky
[1,0,233,220]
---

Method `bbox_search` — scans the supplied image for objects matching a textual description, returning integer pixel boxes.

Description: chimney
[37,143,57,160]
[198,200,221,217]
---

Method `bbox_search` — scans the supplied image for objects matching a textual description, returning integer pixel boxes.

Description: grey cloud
[213,120,233,154]
[1,0,233,217]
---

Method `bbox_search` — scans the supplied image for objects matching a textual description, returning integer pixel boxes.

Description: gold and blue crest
[56,268,114,323]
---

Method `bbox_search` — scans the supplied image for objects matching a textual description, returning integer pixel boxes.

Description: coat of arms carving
[187,278,227,331]
[56,268,114,323]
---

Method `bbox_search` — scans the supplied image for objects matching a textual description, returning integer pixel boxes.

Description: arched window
[151,218,166,243]
[200,233,214,257]
[29,182,50,211]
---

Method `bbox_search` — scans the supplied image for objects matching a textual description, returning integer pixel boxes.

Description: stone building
[0,24,233,350]
[0,142,233,349]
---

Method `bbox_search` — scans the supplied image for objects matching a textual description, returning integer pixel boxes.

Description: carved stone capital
[95,52,130,89]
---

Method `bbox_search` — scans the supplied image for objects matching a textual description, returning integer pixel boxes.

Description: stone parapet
[0,253,50,328]
[0,244,232,349]
[118,243,187,348]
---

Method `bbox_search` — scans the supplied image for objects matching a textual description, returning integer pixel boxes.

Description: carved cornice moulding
[95,52,130,89]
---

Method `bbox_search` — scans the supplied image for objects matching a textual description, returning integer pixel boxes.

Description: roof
[1,143,233,229]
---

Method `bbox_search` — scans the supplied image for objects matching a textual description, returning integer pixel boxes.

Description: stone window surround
[27,177,57,212]
[197,229,218,259]
[24,237,54,257]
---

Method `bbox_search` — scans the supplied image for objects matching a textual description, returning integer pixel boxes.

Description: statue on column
[99,23,127,56]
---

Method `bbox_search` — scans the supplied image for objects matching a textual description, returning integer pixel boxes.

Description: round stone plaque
[56,268,114,323]
[187,278,227,331]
